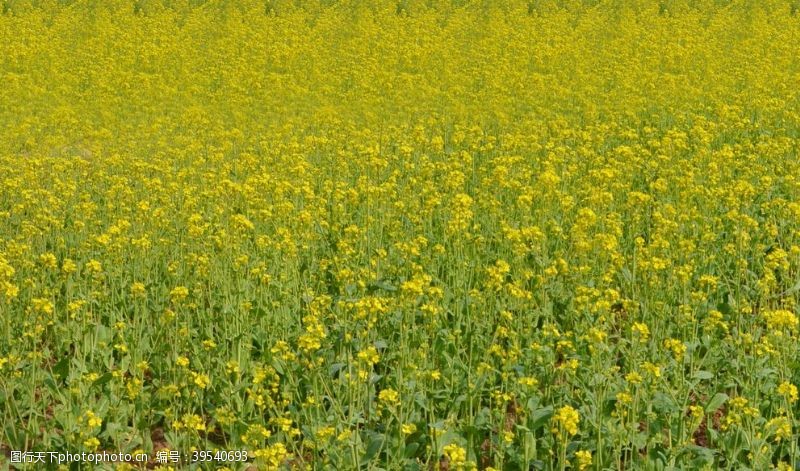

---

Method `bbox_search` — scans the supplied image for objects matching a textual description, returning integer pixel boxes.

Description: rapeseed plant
[2,0,800,469]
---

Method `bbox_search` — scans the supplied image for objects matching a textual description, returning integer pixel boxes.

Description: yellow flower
[39,252,57,269]
[442,444,472,469]
[83,437,100,450]
[762,309,798,331]
[663,338,687,359]
[130,282,146,297]
[232,214,255,232]
[625,371,643,384]
[777,381,798,403]
[252,443,289,468]
[31,297,54,315]
[85,259,103,274]
[181,413,206,432]
[552,405,580,437]
[378,388,400,406]
[766,416,792,441]
[271,417,291,431]
[62,258,77,274]
[616,392,633,405]
[214,407,235,426]
[642,362,662,378]
[84,410,103,428]
[226,360,240,375]
[316,426,336,441]
[170,286,189,303]
[519,376,538,387]
[574,450,592,470]
[688,405,704,420]
[243,424,271,446]
[191,372,211,389]
[631,322,650,341]
[357,346,380,366]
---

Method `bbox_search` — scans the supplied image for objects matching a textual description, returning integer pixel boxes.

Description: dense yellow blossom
[552,405,580,438]
[2,1,800,469]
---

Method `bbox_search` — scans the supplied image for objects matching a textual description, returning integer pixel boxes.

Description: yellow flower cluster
[552,405,580,438]
[2,0,800,469]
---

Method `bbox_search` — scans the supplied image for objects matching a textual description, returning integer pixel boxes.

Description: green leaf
[329,362,346,377]
[705,392,728,413]
[370,280,397,292]
[92,372,114,389]
[44,377,61,394]
[652,392,678,413]
[716,301,733,316]
[52,356,70,381]
[404,442,420,458]
[688,445,714,466]
[526,396,540,413]
[772,278,800,299]
[95,325,113,343]
[364,434,384,460]
[530,406,553,431]
[5,424,23,449]
[692,370,714,380]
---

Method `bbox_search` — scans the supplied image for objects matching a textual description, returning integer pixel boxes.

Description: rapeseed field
[1,0,800,469]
